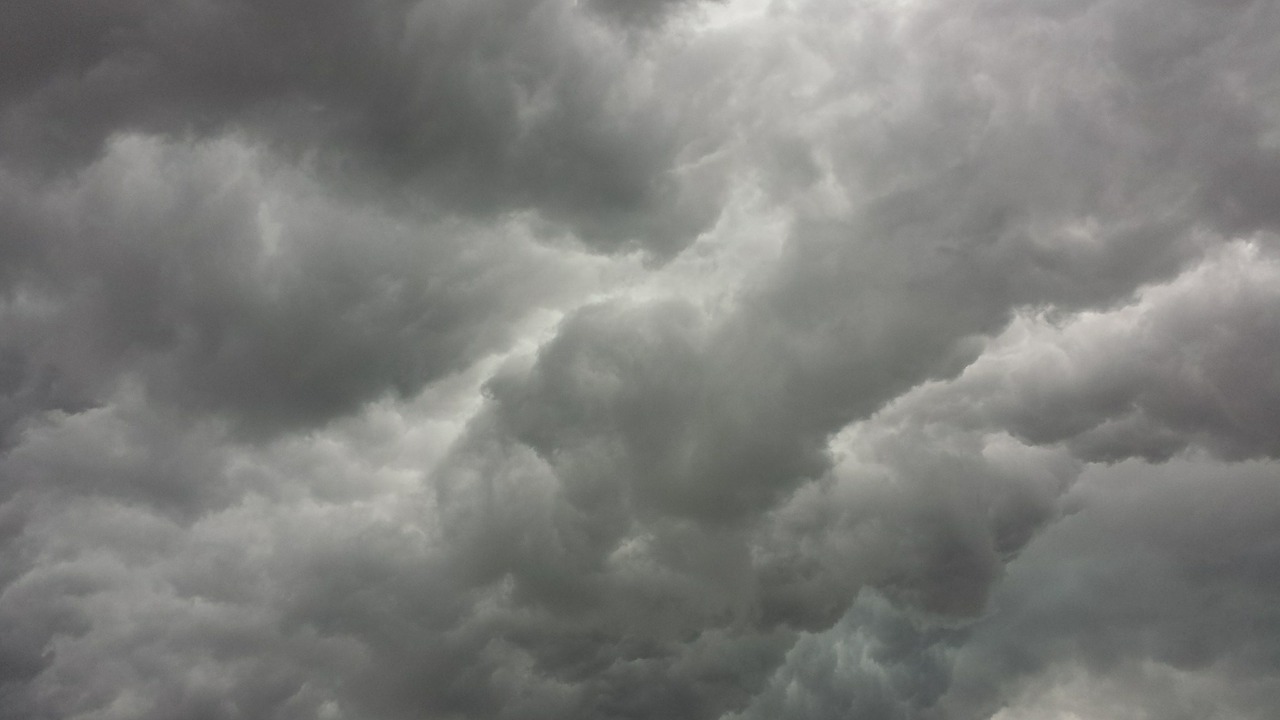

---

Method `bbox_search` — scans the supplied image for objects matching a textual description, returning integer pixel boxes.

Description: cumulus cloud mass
[2,1,1279,718]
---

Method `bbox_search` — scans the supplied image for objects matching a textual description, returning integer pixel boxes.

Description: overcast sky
[1,1,1279,719]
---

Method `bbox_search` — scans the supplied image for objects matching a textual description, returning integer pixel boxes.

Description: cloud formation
[1,0,1278,719]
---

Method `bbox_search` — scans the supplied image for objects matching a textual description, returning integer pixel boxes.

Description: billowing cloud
[0,133,593,440]
[0,0,723,256]
[1,0,1278,719]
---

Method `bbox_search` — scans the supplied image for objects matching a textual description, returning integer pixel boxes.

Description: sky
[1,1,1278,719]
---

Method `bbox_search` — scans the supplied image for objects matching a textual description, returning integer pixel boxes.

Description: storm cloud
[1,0,1278,719]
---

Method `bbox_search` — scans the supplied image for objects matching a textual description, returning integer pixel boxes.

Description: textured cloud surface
[2,1,1279,719]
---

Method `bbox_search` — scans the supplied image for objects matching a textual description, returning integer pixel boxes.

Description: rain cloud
[1,1,1278,719]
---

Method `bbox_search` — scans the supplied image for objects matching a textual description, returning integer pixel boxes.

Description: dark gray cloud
[0,0,720,256]
[0,134,586,439]
[587,0,710,27]
[1,0,1279,719]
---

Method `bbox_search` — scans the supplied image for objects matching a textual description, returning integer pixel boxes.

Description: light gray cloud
[879,239,1280,462]
[729,457,1280,720]
[936,457,1280,720]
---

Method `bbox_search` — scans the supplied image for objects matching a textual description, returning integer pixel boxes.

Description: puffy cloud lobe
[587,0,711,27]
[881,239,1280,463]
[744,239,1280,628]
[729,458,1280,720]
[423,424,794,719]
[0,134,583,438]
[0,380,473,719]
[722,242,1280,718]
[0,0,721,256]
[485,298,834,523]
[935,458,1280,720]
[725,592,965,720]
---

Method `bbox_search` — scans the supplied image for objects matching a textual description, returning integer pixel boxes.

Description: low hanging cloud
[0,133,591,441]
[1,0,720,255]
[1,0,1278,719]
